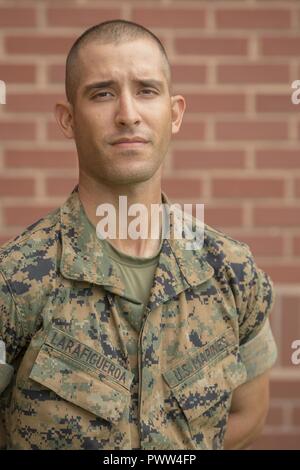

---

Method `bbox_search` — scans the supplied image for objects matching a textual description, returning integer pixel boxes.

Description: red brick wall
[0,0,299,450]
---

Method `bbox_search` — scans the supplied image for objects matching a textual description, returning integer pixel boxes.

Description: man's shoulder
[0,206,61,280]
[204,223,251,259]
[202,223,255,278]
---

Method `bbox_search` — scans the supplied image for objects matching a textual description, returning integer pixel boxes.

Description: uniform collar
[60,184,125,295]
[60,185,214,308]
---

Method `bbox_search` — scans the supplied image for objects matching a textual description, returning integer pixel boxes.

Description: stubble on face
[72,39,173,188]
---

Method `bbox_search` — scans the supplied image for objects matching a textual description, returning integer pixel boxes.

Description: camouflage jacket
[0,185,277,450]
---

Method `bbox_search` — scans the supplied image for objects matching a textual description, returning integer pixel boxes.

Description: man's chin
[109,173,155,185]
[104,165,159,185]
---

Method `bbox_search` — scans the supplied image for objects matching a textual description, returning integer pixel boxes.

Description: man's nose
[115,92,141,127]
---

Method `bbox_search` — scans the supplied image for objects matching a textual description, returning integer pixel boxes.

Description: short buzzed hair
[65,19,172,104]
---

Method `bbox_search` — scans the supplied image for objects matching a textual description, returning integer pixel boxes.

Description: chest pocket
[9,325,135,449]
[28,342,132,425]
[162,337,247,448]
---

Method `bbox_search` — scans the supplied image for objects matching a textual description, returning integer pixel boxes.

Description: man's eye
[140,89,156,95]
[92,91,112,99]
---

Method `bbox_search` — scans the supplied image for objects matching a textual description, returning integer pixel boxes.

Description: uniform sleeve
[0,270,23,449]
[234,247,278,381]
[0,269,27,393]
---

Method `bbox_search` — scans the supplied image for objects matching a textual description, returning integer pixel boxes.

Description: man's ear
[54,101,74,139]
[171,95,186,135]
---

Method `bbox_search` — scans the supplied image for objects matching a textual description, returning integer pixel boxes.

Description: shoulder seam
[204,224,251,251]
[0,215,59,257]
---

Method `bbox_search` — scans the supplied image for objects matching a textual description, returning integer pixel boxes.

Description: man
[0,19,277,450]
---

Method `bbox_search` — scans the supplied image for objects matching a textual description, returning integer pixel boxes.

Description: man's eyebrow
[83,79,164,95]
[83,80,114,95]
[135,79,164,89]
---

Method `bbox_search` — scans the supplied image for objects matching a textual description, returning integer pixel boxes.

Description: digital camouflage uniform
[0,185,277,450]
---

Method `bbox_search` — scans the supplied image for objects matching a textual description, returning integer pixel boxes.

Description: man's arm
[223,370,270,450]
[0,270,29,449]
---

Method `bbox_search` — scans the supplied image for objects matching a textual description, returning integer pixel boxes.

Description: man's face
[69,39,182,186]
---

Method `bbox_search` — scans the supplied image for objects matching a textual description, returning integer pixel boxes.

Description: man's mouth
[112,141,149,148]
[111,136,150,147]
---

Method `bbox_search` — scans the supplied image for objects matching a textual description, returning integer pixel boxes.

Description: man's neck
[78,174,163,258]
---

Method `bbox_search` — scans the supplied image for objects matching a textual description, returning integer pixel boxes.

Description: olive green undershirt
[80,204,163,331]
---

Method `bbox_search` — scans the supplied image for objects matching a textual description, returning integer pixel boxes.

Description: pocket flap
[29,344,130,424]
[165,351,247,423]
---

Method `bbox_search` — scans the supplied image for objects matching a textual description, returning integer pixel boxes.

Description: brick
[173,121,205,141]
[252,433,300,450]
[271,379,300,399]
[185,93,245,113]
[173,150,245,170]
[172,65,206,84]
[161,178,202,199]
[256,94,297,113]
[6,93,64,113]
[175,37,248,56]
[0,64,36,84]
[265,405,284,426]
[46,177,78,196]
[293,236,300,256]
[0,8,36,27]
[4,150,77,169]
[212,178,284,198]
[229,234,284,257]
[5,36,75,55]
[254,206,300,227]
[48,64,65,83]
[205,207,243,228]
[294,406,300,426]
[295,178,300,197]
[255,149,300,169]
[0,121,36,141]
[262,37,300,56]
[47,7,121,27]
[261,264,300,284]
[3,206,57,228]
[46,122,66,141]
[216,121,287,141]
[281,297,300,367]
[0,177,35,197]
[133,7,206,28]
[216,9,290,29]
[217,64,289,84]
